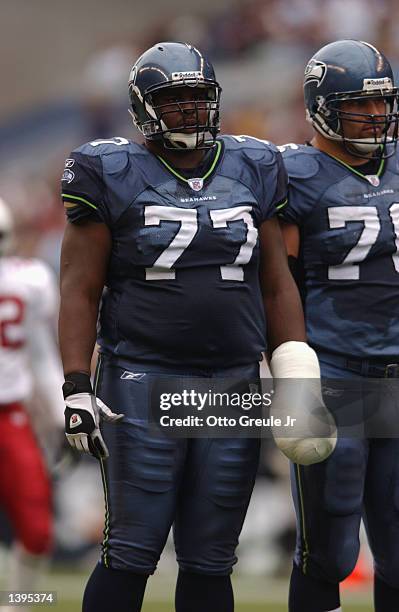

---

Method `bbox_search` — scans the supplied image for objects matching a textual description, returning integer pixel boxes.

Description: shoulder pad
[386,143,399,172]
[73,138,138,175]
[222,135,277,164]
[280,144,320,179]
[74,137,132,157]
[101,151,130,175]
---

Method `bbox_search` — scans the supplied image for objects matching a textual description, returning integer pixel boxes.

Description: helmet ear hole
[311,101,320,115]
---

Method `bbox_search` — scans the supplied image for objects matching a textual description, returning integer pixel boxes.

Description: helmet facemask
[130,80,221,150]
[309,88,399,159]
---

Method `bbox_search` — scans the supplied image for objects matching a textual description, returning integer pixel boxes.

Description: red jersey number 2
[0,296,25,348]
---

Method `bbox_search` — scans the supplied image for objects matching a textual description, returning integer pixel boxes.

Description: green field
[41,571,374,611]
[144,606,370,612]
[51,601,373,612]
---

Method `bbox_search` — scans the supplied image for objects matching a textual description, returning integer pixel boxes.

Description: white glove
[270,341,337,465]
[64,392,124,459]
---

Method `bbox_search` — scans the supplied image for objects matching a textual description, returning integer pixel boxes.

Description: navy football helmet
[304,40,399,157]
[128,42,221,150]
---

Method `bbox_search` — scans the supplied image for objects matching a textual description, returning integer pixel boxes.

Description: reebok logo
[120,371,146,381]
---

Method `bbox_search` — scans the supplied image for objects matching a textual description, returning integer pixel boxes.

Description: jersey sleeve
[61,151,109,224]
[269,150,288,215]
[246,143,288,225]
[278,148,320,225]
[279,180,315,225]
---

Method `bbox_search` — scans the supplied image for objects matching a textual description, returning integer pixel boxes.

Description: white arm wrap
[270,341,320,379]
[269,341,337,465]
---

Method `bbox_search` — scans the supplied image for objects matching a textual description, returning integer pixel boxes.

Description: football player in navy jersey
[58,42,333,612]
[279,40,399,612]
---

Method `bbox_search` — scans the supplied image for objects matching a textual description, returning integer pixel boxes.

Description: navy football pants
[291,354,399,589]
[94,358,260,575]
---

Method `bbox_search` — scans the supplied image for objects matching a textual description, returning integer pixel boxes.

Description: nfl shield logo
[365,175,380,187]
[188,177,203,191]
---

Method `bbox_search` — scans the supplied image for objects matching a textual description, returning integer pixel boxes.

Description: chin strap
[346,138,382,153]
[311,111,387,154]
[163,130,205,149]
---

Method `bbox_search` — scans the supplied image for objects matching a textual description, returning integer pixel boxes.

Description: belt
[317,351,399,378]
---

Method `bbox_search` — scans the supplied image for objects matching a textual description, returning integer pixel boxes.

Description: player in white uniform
[0,198,64,611]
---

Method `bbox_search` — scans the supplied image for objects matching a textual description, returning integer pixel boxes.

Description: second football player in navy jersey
[281,142,399,360]
[280,40,399,612]
[58,42,332,612]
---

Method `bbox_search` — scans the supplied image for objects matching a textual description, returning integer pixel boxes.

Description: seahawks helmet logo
[304,59,327,87]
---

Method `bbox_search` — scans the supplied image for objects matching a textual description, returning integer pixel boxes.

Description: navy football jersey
[61,135,287,368]
[280,143,399,359]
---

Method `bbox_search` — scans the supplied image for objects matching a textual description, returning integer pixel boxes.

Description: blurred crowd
[145,0,397,61]
[3,0,399,270]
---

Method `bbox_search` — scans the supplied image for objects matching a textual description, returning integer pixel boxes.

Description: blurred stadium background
[2,0,397,609]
